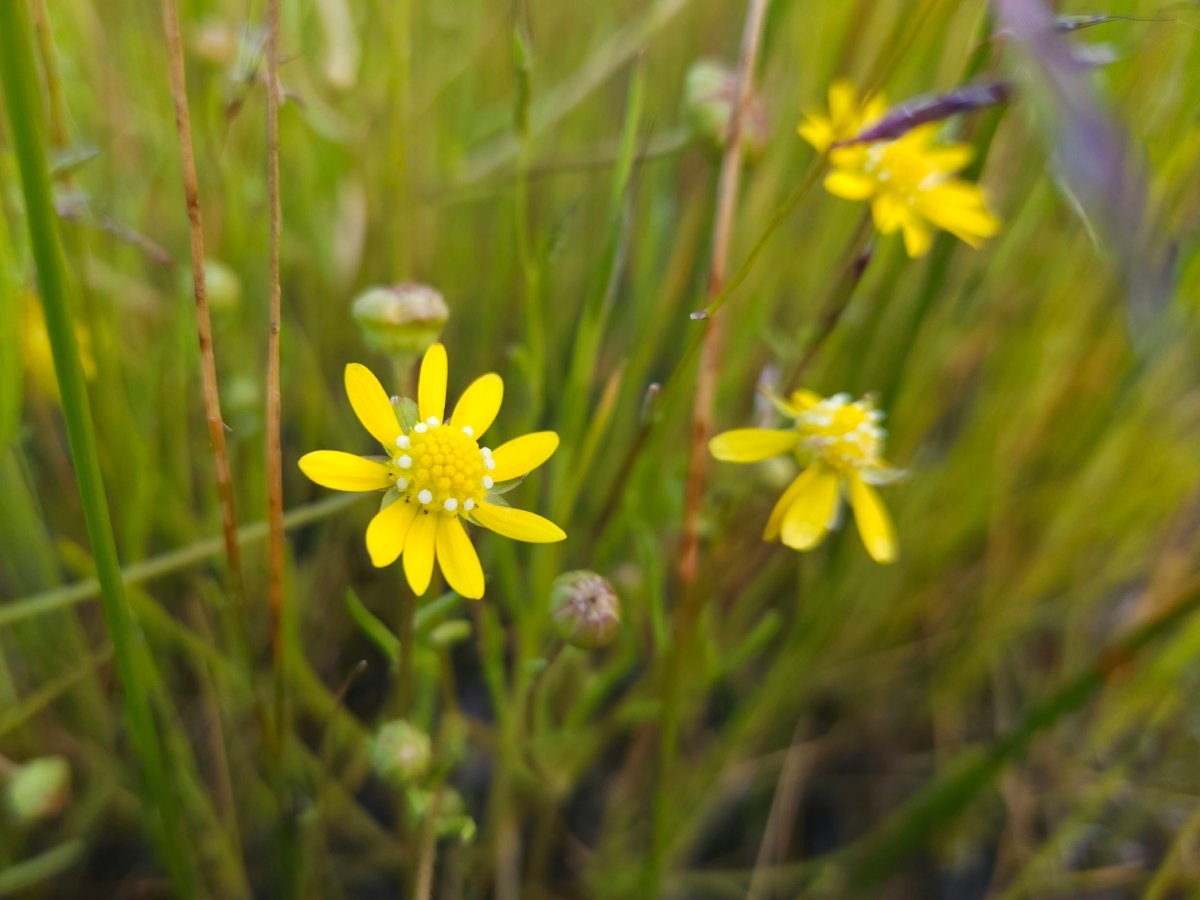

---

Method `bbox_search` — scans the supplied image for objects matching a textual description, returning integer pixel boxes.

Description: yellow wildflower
[800,82,1001,258]
[710,389,900,563]
[299,344,565,599]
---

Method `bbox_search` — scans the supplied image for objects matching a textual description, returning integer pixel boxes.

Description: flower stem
[0,1,193,893]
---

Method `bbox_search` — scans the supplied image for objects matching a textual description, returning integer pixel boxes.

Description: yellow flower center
[864,141,942,202]
[390,418,495,513]
[795,395,885,473]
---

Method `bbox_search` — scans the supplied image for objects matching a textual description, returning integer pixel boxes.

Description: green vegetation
[2,0,1200,896]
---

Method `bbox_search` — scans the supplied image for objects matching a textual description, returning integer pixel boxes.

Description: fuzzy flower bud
[6,756,71,824]
[352,283,449,358]
[550,570,621,650]
[683,59,771,163]
[371,720,431,786]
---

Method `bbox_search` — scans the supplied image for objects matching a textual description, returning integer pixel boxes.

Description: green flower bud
[6,756,70,824]
[550,571,621,650]
[683,59,771,164]
[352,283,449,358]
[203,259,243,313]
[371,720,431,787]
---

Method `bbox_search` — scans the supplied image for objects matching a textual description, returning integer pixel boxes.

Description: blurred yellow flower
[710,389,900,563]
[299,344,565,599]
[800,82,1000,258]
[21,292,96,400]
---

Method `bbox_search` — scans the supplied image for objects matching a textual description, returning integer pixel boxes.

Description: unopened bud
[550,571,621,650]
[204,259,242,312]
[352,283,449,358]
[371,720,431,786]
[6,756,70,824]
[683,59,771,164]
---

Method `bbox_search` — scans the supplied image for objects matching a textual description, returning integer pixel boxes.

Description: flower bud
[683,59,771,163]
[6,756,70,824]
[204,259,243,313]
[550,571,621,650]
[352,283,449,359]
[371,720,431,787]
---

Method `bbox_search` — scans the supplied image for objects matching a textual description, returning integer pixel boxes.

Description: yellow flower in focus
[709,390,901,563]
[797,79,887,153]
[299,344,565,599]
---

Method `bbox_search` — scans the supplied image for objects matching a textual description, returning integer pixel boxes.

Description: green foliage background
[2,0,1200,896]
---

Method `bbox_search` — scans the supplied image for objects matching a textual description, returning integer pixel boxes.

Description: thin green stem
[0,0,193,893]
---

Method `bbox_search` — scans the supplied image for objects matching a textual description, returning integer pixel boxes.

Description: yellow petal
[901,217,933,258]
[825,168,875,201]
[764,467,812,541]
[798,115,833,152]
[769,389,822,418]
[780,464,840,550]
[450,373,503,437]
[365,498,419,567]
[828,80,857,123]
[345,363,401,449]
[436,515,485,599]
[402,509,439,595]
[472,502,566,543]
[489,431,559,482]
[871,193,906,233]
[709,428,799,463]
[299,451,392,492]
[418,343,447,423]
[848,474,897,563]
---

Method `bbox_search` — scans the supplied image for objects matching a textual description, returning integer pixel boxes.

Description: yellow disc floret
[390,418,495,513]
[794,394,885,473]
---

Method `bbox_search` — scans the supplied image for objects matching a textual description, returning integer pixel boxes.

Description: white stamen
[480,447,492,457]
[397,455,412,469]
[426,416,440,427]
[396,435,410,449]
[461,426,474,437]
[464,499,475,511]
[443,498,458,512]
[417,489,433,505]
[482,476,494,490]
[869,410,885,422]
[831,393,850,406]
[396,477,408,489]
[484,458,496,470]
[414,423,428,434]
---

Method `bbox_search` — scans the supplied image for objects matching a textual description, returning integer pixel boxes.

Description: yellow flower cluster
[799,80,1001,257]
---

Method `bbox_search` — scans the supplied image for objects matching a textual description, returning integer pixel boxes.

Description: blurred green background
[2,0,1200,896]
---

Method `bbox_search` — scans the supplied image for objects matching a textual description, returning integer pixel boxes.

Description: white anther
[417,489,433,505]
[396,435,410,449]
[426,416,440,427]
[845,432,860,442]
[480,447,492,457]
[414,423,428,434]
[396,477,408,489]
[482,476,494,490]
[484,458,496,470]
[464,499,475,511]
[397,455,412,469]
[869,410,885,422]
[831,393,850,406]
[443,498,459,512]
[461,426,474,437]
